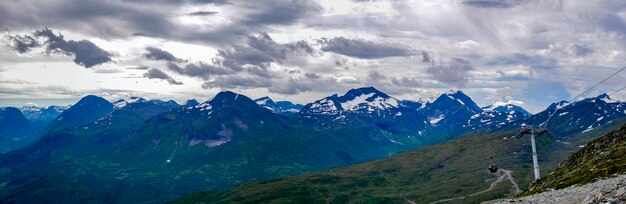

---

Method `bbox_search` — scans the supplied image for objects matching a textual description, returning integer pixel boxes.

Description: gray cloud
[462,0,527,8]
[391,77,421,87]
[367,71,387,81]
[187,11,218,16]
[143,68,183,85]
[201,75,271,89]
[167,62,233,80]
[320,37,413,59]
[240,0,321,27]
[427,58,474,88]
[127,65,150,70]
[0,0,320,47]
[568,44,594,57]
[29,28,113,68]
[144,47,182,62]
[267,78,314,94]
[486,53,558,70]
[6,34,39,53]
[217,32,313,74]
[304,73,321,79]
[421,51,431,63]
[192,0,228,4]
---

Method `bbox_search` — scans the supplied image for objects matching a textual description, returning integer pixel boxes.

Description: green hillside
[169,122,624,204]
[522,122,626,196]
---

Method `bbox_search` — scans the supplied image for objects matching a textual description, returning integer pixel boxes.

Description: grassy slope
[169,122,625,204]
[170,130,535,204]
[522,122,626,196]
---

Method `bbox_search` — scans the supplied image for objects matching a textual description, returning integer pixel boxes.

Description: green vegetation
[169,130,535,203]
[169,122,625,204]
[522,122,626,196]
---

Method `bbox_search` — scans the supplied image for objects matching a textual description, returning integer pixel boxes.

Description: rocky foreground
[484,174,626,204]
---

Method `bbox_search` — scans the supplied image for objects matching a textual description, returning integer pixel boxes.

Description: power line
[542,66,626,129]
[568,66,626,102]
[609,85,626,96]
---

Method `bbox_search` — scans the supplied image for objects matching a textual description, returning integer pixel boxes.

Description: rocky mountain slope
[485,174,626,204]
[487,122,626,203]
[523,122,626,195]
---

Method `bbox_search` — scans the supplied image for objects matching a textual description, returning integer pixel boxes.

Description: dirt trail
[425,169,520,204]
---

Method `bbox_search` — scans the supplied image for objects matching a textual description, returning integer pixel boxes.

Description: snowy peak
[342,87,391,101]
[426,91,481,121]
[337,87,399,111]
[301,87,400,115]
[19,105,69,121]
[436,90,481,112]
[112,96,146,108]
[466,101,530,129]
[521,93,626,137]
[482,100,530,116]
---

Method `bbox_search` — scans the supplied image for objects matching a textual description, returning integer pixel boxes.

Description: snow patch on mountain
[112,97,146,108]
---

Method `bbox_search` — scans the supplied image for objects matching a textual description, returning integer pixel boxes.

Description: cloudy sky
[1,0,626,113]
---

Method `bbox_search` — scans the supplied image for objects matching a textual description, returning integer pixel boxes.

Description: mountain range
[0,87,624,203]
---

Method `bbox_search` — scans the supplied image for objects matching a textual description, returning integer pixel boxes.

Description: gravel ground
[483,174,626,204]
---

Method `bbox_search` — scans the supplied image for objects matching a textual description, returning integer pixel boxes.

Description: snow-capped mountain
[254,96,303,116]
[300,87,402,116]
[424,90,482,127]
[112,97,180,110]
[112,97,146,108]
[465,100,531,130]
[300,87,430,137]
[19,105,69,122]
[519,93,626,137]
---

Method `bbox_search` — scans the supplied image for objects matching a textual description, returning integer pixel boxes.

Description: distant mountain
[301,87,402,116]
[400,99,428,110]
[254,96,303,116]
[299,87,430,138]
[518,94,626,138]
[424,90,482,127]
[465,101,531,130]
[19,105,68,123]
[0,99,180,183]
[0,91,406,203]
[19,105,69,135]
[45,95,115,132]
[183,99,200,106]
[0,107,33,152]
[112,96,146,108]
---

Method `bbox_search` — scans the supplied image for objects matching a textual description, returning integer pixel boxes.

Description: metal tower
[514,125,548,181]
